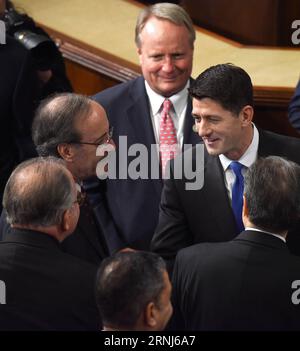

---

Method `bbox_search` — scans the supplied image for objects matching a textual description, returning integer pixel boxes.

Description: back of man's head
[3,157,75,228]
[95,251,172,331]
[244,156,300,233]
[189,63,253,115]
[32,93,92,158]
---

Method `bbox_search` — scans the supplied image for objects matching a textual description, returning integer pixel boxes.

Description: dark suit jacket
[61,199,110,264]
[171,230,300,331]
[288,80,300,131]
[0,228,100,330]
[0,36,38,208]
[93,76,199,250]
[0,196,111,266]
[151,129,300,271]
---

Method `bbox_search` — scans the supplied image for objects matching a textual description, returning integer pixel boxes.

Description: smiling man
[151,63,300,274]
[93,3,199,251]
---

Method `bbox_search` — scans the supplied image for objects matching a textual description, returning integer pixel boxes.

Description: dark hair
[32,93,92,157]
[189,63,253,115]
[244,156,300,233]
[95,251,166,329]
[3,157,74,226]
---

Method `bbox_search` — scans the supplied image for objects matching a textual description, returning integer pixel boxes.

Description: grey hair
[3,157,75,227]
[244,156,300,232]
[135,2,195,48]
[32,93,92,158]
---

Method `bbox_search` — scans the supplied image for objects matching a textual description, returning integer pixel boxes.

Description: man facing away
[171,156,300,331]
[96,251,173,331]
[152,63,300,273]
[93,2,199,250]
[0,157,100,330]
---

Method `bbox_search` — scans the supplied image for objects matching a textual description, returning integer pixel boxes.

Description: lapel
[77,202,109,259]
[182,89,200,148]
[203,153,238,239]
[125,77,162,197]
[126,77,157,146]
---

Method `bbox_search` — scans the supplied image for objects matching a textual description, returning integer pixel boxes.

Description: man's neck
[11,224,62,241]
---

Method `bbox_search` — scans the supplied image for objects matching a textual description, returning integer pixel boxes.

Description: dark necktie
[229,161,245,233]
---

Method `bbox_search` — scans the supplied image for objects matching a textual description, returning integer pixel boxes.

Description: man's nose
[162,57,175,73]
[197,120,212,137]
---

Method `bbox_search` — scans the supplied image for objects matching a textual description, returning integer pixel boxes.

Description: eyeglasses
[71,127,114,147]
[73,190,86,206]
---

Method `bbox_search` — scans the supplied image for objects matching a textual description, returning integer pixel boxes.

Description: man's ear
[145,302,157,328]
[57,143,74,162]
[137,46,143,65]
[61,209,71,232]
[240,105,253,126]
[242,195,249,225]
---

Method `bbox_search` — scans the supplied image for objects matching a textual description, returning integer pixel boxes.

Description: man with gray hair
[93,2,199,250]
[0,93,122,263]
[171,156,300,330]
[0,157,100,330]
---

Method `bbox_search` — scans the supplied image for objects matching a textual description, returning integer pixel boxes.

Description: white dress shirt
[219,124,259,201]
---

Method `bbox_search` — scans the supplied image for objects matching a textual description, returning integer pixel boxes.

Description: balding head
[32,93,93,158]
[3,157,76,227]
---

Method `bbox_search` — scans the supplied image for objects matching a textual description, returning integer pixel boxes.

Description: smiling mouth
[160,76,178,81]
[203,138,219,145]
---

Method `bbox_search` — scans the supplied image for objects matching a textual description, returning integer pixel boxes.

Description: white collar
[145,80,189,117]
[219,123,259,171]
[245,227,286,243]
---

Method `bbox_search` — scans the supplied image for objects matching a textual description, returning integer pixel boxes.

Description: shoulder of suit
[92,76,144,102]
[259,128,300,145]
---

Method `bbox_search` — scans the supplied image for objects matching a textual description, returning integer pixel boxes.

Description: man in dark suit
[152,64,300,272]
[288,79,300,131]
[171,156,300,331]
[1,93,120,263]
[0,32,38,211]
[32,93,123,261]
[93,3,199,250]
[0,157,100,330]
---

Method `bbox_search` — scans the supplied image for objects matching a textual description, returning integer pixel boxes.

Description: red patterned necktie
[159,99,179,176]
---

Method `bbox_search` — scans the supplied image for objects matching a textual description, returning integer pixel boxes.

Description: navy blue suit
[93,76,199,250]
[289,80,300,131]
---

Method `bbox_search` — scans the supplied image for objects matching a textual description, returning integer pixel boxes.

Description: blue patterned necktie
[230,161,245,233]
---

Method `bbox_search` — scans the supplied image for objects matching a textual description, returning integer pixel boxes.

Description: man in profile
[0,157,100,330]
[171,156,300,330]
[1,93,121,263]
[152,63,300,273]
[96,251,173,331]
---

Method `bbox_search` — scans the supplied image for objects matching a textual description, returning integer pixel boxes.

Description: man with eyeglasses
[1,93,121,265]
[0,157,101,330]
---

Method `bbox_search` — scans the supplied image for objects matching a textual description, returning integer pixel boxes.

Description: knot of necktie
[162,99,171,116]
[229,161,244,179]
